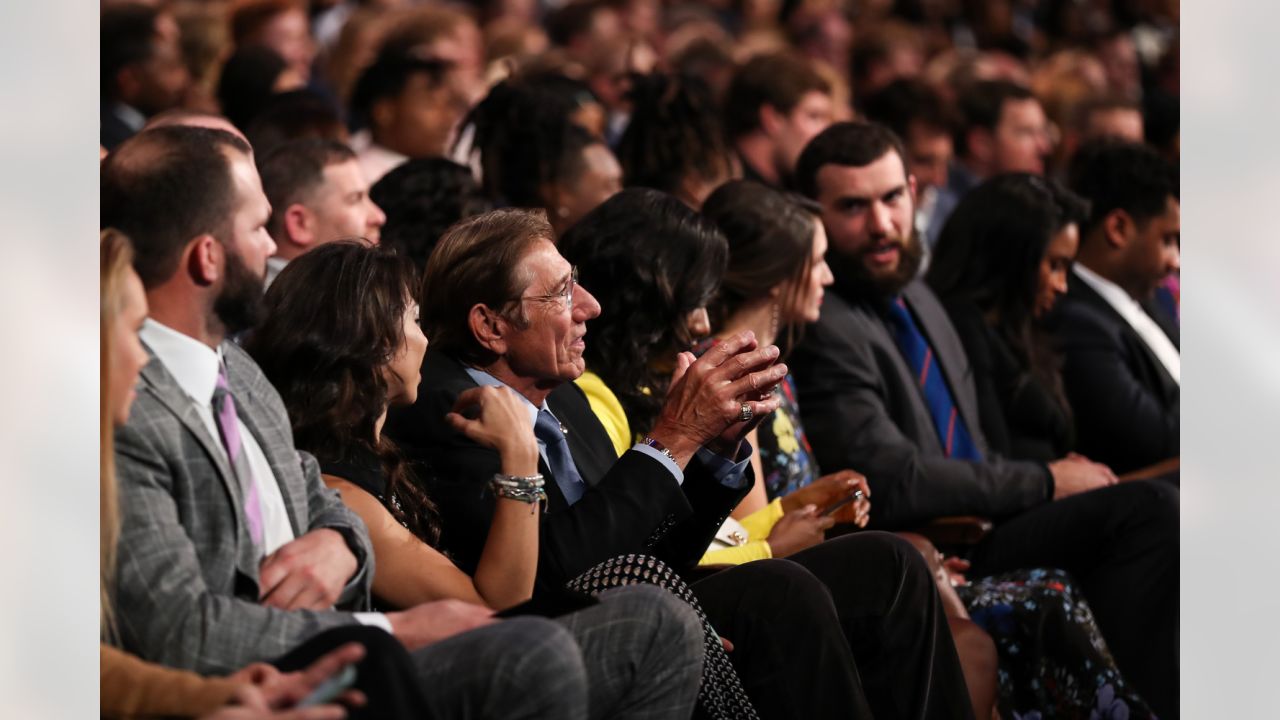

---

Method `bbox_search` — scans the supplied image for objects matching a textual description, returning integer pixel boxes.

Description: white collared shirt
[1072,264,1180,384]
[140,319,297,557]
[264,256,288,290]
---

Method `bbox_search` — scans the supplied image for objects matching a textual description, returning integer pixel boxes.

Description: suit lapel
[224,347,305,538]
[137,351,261,581]
[1069,280,1178,398]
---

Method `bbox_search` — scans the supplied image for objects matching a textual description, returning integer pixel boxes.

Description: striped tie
[884,297,983,461]
[212,363,265,546]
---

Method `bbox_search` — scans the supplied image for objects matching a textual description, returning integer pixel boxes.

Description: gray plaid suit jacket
[112,340,376,675]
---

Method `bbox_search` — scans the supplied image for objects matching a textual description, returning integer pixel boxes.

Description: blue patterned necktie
[534,408,587,505]
[884,297,983,461]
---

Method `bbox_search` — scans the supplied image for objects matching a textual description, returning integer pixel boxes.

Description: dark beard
[829,230,925,304]
[213,248,266,335]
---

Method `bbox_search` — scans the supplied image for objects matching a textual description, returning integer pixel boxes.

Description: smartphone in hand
[820,489,864,518]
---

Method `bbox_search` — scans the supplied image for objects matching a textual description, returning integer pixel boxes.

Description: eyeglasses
[516,266,578,311]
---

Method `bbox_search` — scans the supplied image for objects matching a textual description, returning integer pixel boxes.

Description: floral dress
[758,379,1156,719]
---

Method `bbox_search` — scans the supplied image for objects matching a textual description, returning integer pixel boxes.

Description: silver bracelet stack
[490,472,547,510]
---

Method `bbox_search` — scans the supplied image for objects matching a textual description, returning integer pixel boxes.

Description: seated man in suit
[788,121,1180,718]
[385,206,977,720]
[258,138,387,287]
[1047,140,1180,475]
[101,125,706,720]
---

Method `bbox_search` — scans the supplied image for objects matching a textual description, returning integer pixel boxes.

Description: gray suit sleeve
[796,316,1050,528]
[112,425,364,675]
[296,449,375,609]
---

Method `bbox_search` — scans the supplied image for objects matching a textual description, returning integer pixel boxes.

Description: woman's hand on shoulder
[446,386,539,472]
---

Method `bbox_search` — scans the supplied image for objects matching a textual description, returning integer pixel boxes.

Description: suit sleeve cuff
[631,443,685,485]
[353,612,394,634]
[695,441,754,490]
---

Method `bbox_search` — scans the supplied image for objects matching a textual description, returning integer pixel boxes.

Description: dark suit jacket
[101,101,140,151]
[788,280,1051,528]
[940,298,1072,463]
[1045,275,1180,474]
[384,350,748,592]
[113,341,375,674]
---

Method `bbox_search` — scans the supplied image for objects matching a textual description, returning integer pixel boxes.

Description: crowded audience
[101,1,1180,718]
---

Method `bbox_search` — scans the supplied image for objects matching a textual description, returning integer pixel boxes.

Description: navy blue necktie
[534,408,587,505]
[884,297,983,461]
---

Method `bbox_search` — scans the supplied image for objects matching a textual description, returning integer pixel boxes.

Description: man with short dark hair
[349,50,466,183]
[952,80,1051,188]
[723,52,835,189]
[790,121,1179,718]
[1047,140,1180,475]
[257,138,386,286]
[101,125,706,720]
[101,3,190,150]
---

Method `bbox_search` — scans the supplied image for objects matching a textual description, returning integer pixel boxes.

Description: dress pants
[967,479,1179,719]
[275,584,704,720]
[691,532,975,720]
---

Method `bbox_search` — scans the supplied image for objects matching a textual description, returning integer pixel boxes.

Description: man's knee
[490,617,588,697]
[599,584,703,661]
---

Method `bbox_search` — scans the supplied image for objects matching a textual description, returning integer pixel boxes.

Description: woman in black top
[926,173,1086,463]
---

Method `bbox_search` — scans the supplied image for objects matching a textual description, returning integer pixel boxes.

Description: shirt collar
[112,101,147,133]
[1072,263,1140,315]
[463,367,550,429]
[140,318,224,406]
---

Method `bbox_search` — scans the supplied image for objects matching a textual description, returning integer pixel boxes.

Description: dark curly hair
[559,188,728,435]
[371,157,493,273]
[246,241,439,544]
[615,72,733,203]
[461,71,603,209]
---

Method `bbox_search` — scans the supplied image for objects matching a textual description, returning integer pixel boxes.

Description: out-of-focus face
[904,123,953,192]
[376,71,464,159]
[557,144,623,230]
[384,299,429,405]
[1083,108,1144,143]
[783,221,835,323]
[1125,196,1181,300]
[814,150,918,290]
[775,91,835,177]
[111,267,151,426]
[501,240,602,386]
[132,13,190,115]
[257,8,316,82]
[992,98,1051,175]
[308,159,386,245]
[1035,223,1079,317]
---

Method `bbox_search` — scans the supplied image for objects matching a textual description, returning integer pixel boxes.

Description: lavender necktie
[212,363,265,547]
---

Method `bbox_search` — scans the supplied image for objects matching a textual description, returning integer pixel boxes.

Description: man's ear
[371,97,396,135]
[907,173,919,205]
[187,234,221,286]
[759,104,784,138]
[283,203,315,248]
[1102,209,1133,250]
[114,65,141,104]
[468,304,509,356]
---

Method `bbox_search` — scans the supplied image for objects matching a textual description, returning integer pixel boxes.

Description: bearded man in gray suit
[100,125,703,720]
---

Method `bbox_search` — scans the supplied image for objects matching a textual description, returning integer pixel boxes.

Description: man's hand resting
[386,599,498,651]
[259,529,359,611]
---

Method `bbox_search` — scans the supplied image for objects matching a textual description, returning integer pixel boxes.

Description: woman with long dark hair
[926,173,1083,462]
[247,241,543,609]
[925,174,1157,718]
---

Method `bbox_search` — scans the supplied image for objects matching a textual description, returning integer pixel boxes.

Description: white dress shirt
[1072,264,1180,384]
[140,319,392,631]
